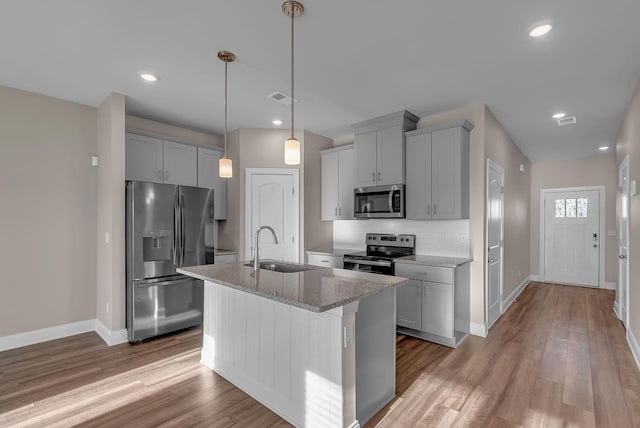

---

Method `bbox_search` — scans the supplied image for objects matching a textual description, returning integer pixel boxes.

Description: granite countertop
[214,248,237,256]
[306,248,359,257]
[178,261,408,313]
[395,255,473,268]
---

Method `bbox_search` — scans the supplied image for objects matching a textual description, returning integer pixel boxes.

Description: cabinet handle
[488,258,495,263]
[427,203,431,216]
[433,203,436,216]
[158,169,163,180]
[165,170,169,181]
[335,207,337,216]
[338,207,342,216]
[377,171,381,181]
[415,271,428,276]
[321,260,329,263]
[372,172,376,182]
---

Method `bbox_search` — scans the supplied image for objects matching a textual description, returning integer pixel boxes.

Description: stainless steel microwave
[354,184,405,218]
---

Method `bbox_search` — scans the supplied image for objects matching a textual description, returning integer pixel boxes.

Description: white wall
[0,85,98,336]
[333,220,469,257]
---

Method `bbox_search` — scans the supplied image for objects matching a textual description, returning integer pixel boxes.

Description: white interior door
[544,190,600,286]
[618,159,629,325]
[246,169,299,262]
[487,160,504,328]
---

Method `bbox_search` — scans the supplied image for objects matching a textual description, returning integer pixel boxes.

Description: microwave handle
[388,190,394,213]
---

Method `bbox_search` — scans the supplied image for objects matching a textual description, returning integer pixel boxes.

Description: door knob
[619,254,627,259]
[593,244,598,248]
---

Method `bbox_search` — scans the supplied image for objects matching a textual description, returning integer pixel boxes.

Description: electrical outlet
[104,231,110,244]
[344,324,354,348]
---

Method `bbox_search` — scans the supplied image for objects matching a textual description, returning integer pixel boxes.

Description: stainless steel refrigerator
[126,181,214,342]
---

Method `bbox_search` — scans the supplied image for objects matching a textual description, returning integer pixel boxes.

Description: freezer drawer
[127,275,203,342]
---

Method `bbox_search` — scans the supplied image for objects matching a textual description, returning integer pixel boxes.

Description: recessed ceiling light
[272,119,283,125]
[552,112,566,119]
[529,23,553,38]
[599,146,610,151]
[139,72,158,82]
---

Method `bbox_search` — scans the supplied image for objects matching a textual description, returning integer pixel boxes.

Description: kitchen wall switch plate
[91,156,99,167]
[344,324,354,348]
[104,231,110,244]
[631,179,638,196]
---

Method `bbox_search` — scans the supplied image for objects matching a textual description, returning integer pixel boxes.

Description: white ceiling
[2,0,639,162]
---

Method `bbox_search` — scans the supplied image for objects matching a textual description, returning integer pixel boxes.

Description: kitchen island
[178,261,408,428]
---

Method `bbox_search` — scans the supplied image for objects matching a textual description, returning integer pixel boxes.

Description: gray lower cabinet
[395,261,470,347]
[405,121,473,220]
[307,253,344,269]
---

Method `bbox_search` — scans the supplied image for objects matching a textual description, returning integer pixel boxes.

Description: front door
[544,190,600,287]
[246,169,299,262]
[618,159,629,325]
[487,160,504,328]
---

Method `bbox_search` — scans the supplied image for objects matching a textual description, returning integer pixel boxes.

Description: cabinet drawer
[307,253,344,269]
[395,263,453,284]
[215,253,237,264]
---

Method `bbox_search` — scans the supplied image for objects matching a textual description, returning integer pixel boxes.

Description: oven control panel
[365,233,415,248]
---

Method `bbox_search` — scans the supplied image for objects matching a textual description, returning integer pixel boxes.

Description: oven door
[354,185,404,218]
[343,256,393,275]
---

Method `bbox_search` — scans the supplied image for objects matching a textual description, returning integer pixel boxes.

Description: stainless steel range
[343,233,415,275]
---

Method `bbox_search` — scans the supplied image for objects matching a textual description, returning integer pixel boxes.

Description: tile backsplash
[333,219,470,258]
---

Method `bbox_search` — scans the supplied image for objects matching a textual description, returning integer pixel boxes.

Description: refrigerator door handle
[180,193,186,266]
[135,277,193,288]
[173,192,179,265]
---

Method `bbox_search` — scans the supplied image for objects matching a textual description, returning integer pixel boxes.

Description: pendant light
[218,50,235,178]
[282,1,303,165]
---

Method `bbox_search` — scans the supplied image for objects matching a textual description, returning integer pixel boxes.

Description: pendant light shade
[219,157,233,178]
[282,1,303,165]
[218,50,235,178]
[284,137,300,165]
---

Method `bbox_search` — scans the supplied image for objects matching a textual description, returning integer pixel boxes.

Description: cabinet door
[321,151,339,220]
[431,128,462,219]
[354,131,378,187]
[125,133,163,183]
[197,147,227,220]
[377,125,404,185]
[405,133,431,220]
[163,141,198,186]
[338,147,355,219]
[421,281,454,338]
[396,279,422,329]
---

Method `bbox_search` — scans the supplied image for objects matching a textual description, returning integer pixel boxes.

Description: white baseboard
[0,319,128,352]
[602,281,617,290]
[94,319,128,346]
[503,276,531,313]
[0,319,95,352]
[470,322,487,338]
[627,328,640,371]
[614,301,621,320]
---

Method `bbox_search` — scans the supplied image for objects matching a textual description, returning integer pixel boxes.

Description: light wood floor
[1,282,639,427]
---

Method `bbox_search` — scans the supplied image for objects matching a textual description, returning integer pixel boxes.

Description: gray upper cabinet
[352,111,418,187]
[321,144,355,220]
[197,147,227,220]
[405,121,472,220]
[125,132,197,187]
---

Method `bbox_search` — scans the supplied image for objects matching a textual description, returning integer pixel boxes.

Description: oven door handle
[344,258,392,267]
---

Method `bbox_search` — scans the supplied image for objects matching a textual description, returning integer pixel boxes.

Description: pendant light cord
[224,58,228,158]
[290,4,295,140]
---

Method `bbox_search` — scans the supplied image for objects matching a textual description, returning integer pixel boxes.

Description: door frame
[485,159,505,329]
[244,168,300,262]
[539,186,606,287]
[617,156,630,327]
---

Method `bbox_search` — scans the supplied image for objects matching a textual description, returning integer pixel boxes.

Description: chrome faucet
[252,225,279,271]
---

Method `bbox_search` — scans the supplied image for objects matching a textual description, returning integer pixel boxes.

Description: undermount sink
[245,261,314,273]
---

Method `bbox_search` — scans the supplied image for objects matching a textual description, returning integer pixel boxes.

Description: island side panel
[201,280,360,428]
[355,287,397,425]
